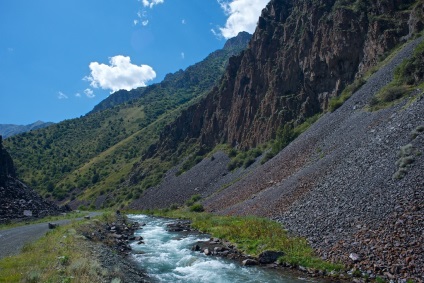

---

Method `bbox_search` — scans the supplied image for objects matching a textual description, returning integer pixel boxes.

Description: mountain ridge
[0,121,54,139]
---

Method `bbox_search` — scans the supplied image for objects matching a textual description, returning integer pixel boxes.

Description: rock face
[0,136,64,223]
[149,0,423,154]
[0,136,16,187]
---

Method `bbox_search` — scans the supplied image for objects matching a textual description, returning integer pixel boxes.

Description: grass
[147,209,344,272]
[0,213,115,282]
[328,78,366,112]
[262,113,321,163]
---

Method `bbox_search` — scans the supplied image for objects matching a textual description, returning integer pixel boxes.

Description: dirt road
[0,212,101,260]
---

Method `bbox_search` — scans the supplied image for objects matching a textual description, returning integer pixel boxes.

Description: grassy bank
[0,213,116,283]
[146,208,344,272]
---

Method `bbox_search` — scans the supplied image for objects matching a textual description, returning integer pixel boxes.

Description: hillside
[0,121,54,138]
[3,32,251,205]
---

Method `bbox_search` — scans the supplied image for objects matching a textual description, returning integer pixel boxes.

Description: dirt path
[0,212,101,260]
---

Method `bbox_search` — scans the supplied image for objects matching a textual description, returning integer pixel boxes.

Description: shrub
[185,194,201,206]
[189,203,204,212]
[380,85,409,103]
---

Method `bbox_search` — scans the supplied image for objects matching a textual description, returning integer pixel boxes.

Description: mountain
[145,0,423,155]
[89,31,252,114]
[0,136,63,223]
[0,121,54,138]
[3,32,251,205]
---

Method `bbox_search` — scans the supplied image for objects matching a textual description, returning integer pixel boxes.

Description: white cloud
[182,19,186,24]
[84,55,156,93]
[217,0,268,39]
[141,0,164,8]
[142,20,149,26]
[133,19,139,26]
[84,88,95,98]
[181,52,185,59]
[75,92,81,97]
[58,91,68,99]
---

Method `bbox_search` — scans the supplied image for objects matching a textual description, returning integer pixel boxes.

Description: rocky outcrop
[0,135,64,223]
[0,135,15,186]
[147,0,423,156]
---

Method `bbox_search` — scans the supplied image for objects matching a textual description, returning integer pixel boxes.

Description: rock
[258,250,284,264]
[204,248,211,255]
[137,241,145,245]
[214,246,223,253]
[84,215,91,220]
[192,244,201,251]
[23,210,32,217]
[48,223,58,229]
[242,259,258,266]
[349,253,361,262]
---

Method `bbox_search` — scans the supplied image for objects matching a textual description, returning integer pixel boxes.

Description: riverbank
[0,212,149,282]
[140,209,360,282]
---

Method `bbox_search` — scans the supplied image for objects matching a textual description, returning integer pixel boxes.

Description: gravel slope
[203,37,424,281]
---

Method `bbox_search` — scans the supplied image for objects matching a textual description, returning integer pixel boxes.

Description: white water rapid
[128,214,323,283]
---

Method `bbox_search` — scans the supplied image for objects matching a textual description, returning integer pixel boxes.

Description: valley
[1,0,423,282]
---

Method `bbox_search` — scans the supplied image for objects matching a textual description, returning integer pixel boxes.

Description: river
[128,214,324,283]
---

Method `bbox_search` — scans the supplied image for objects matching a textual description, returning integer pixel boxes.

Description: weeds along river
[128,215,323,283]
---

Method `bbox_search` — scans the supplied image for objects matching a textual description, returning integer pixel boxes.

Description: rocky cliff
[0,136,15,187]
[149,0,423,155]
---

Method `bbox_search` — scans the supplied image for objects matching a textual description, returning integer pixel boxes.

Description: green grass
[328,78,366,112]
[0,214,115,282]
[262,113,322,163]
[147,209,344,272]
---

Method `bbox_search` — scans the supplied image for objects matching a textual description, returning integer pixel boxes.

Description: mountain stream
[128,214,324,283]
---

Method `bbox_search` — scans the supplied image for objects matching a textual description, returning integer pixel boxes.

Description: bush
[380,85,409,103]
[185,194,201,206]
[189,203,204,212]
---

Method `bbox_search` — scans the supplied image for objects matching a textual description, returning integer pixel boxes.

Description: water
[128,214,320,283]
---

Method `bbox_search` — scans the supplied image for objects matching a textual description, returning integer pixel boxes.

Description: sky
[0,0,268,125]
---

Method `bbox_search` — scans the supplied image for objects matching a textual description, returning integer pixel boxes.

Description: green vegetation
[262,114,321,163]
[328,78,366,112]
[227,147,263,171]
[369,40,424,110]
[0,213,118,282]
[147,208,343,272]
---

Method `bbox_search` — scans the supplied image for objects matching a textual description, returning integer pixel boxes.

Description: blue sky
[0,0,268,125]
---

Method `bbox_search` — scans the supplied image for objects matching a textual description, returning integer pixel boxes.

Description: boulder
[242,259,258,266]
[258,250,285,264]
